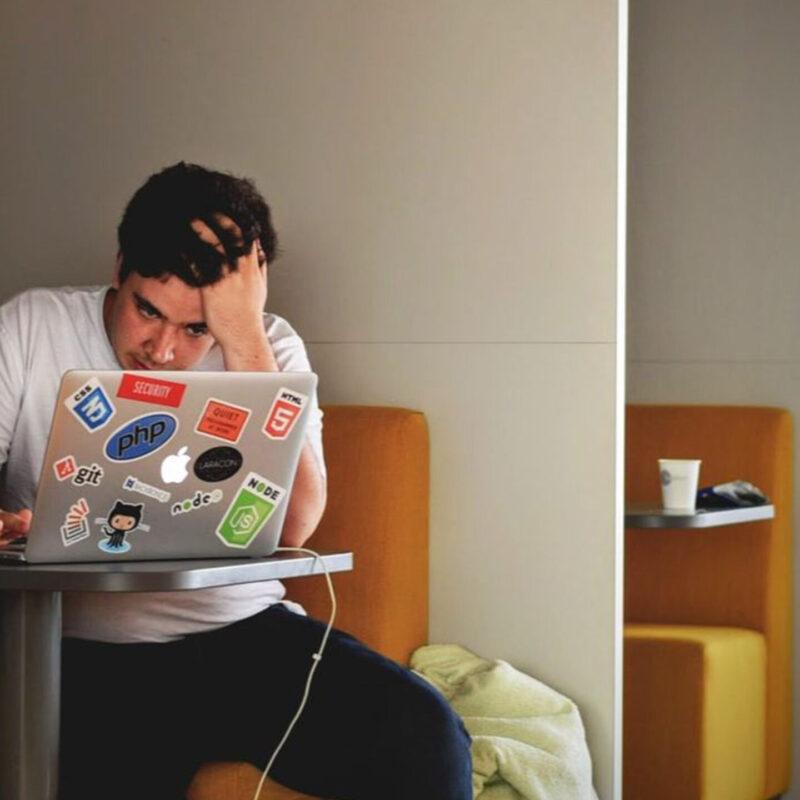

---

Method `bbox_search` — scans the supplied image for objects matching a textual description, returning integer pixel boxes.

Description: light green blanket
[410,645,598,800]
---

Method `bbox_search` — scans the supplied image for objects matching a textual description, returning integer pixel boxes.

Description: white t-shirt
[0,286,326,643]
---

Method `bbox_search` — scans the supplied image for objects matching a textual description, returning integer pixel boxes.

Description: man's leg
[194,605,473,800]
[59,637,203,800]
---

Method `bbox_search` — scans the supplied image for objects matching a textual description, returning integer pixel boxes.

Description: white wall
[1,3,624,796]
[628,0,800,794]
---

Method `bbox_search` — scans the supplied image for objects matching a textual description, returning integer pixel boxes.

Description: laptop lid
[23,369,316,563]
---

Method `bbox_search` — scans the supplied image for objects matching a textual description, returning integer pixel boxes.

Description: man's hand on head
[190,214,278,371]
[0,508,32,543]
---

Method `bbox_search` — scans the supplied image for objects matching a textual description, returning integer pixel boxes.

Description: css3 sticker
[263,388,308,440]
[65,378,116,432]
[216,471,286,549]
[104,413,178,462]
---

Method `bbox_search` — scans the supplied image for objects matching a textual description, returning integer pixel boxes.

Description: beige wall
[628,0,800,793]
[1,2,623,796]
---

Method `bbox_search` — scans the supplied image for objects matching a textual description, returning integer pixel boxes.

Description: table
[625,504,775,529]
[0,551,353,800]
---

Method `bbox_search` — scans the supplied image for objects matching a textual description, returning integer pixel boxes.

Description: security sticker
[95,500,151,554]
[171,489,223,516]
[123,476,171,503]
[54,455,78,481]
[215,471,286,549]
[263,388,308,440]
[65,378,116,432]
[117,373,187,408]
[60,498,91,547]
[195,399,251,444]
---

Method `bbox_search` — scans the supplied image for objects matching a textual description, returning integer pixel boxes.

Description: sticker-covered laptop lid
[24,370,317,563]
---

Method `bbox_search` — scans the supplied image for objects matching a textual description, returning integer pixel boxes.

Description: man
[0,163,471,799]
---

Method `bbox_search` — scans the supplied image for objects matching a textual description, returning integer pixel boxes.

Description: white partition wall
[0,3,626,797]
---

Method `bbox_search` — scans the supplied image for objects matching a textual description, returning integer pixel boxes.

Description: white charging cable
[250,545,338,800]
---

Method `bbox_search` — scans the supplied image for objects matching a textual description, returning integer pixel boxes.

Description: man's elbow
[279,489,327,549]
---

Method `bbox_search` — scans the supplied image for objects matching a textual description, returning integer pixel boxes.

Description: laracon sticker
[123,476,171,503]
[104,413,178,462]
[215,471,286,549]
[193,446,243,482]
[54,455,78,481]
[117,373,187,408]
[95,499,150,554]
[171,489,223,516]
[65,378,116,432]
[60,498,91,547]
[263,388,308,440]
[195,399,251,444]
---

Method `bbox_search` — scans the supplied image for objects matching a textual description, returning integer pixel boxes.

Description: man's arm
[192,216,328,548]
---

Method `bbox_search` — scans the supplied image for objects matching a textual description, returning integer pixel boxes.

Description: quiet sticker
[65,378,116,432]
[215,471,286,549]
[263,388,308,440]
[195,399,251,444]
[60,498,90,547]
[117,373,187,408]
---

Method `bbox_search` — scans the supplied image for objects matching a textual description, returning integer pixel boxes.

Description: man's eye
[186,325,208,338]
[136,302,159,319]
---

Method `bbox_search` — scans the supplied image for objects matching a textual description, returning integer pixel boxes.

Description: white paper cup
[659,459,702,512]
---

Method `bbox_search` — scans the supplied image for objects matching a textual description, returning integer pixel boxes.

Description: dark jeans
[59,604,472,799]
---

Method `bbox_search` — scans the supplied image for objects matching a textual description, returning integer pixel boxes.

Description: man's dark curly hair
[116,162,278,287]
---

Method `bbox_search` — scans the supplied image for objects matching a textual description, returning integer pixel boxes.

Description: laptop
[0,369,316,563]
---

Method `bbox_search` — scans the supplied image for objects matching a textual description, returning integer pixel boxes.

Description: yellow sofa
[188,405,430,800]
[624,405,793,800]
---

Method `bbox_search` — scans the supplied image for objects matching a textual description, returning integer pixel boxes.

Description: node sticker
[117,373,187,408]
[195,399,251,444]
[263,388,308,440]
[65,378,116,432]
[215,471,286,549]
[171,489,223,516]
[123,476,171,503]
[54,455,78,481]
[61,498,91,547]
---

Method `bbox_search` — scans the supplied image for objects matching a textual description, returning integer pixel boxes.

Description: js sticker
[263,388,308,440]
[215,471,286,549]
[65,378,116,432]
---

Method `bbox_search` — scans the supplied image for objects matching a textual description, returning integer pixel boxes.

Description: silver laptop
[1,369,316,563]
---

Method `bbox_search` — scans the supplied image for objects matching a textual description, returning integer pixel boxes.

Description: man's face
[104,269,216,371]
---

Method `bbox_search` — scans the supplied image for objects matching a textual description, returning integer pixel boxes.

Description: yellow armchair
[624,405,793,800]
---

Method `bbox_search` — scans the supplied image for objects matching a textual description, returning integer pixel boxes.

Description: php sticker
[195,399,251,444]
[65,378,116,432]
[104,413,178,462]
[263,388,308,440]
[171,489,223,516]
[60,498,90,547]
[117,373,187,408]
[54,455,78,481]
[123,476,171,503]
[193,446,243,482]
[216,471,286,549]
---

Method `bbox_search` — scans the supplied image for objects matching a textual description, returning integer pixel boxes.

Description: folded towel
[411,644,598,800]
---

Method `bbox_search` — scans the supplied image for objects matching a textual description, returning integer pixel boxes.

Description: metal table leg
[0,590,62,800]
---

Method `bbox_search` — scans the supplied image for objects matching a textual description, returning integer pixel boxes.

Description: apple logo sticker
[161,446,191,484]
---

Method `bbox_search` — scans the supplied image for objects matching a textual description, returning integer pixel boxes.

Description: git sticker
[216,471,286,549]
[54,455,78,481]
[60,498,90,547]
[65,378,116,432]
[263,388,308,440]
[195,399,251,444]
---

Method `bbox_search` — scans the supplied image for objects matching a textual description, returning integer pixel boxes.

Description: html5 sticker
[262,388,308,441]
[195,399,251,444]
[65,378,116,432]
[117,373,187,408]
[53,455,78,481]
